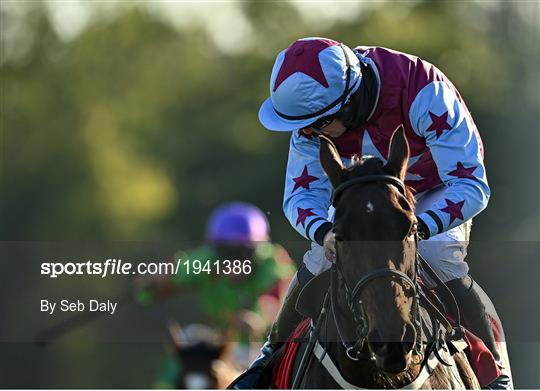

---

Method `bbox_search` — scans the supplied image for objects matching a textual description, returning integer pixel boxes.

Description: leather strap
[312,339,456,389]
[332,175,406,205]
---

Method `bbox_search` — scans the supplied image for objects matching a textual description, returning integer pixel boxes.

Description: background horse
[166,323,240,389]
[275,127,480,389]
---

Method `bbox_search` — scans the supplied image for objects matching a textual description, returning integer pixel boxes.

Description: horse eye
[334,232,344,242]
[409,222,418,236]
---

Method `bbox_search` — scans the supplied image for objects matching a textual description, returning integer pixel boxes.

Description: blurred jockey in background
[134,202,296,387]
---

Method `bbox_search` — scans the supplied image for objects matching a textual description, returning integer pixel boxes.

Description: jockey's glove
[313,221,336,262]
[323,230,336,263]
[416,217,431,240]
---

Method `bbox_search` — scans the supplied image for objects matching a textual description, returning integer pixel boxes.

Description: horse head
[320,126,419,374]
[168,322,234,388]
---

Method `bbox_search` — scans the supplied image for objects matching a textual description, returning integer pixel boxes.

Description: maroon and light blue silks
[260,39,489,241]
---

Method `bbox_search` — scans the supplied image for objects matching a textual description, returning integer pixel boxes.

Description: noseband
[329,173,422,361]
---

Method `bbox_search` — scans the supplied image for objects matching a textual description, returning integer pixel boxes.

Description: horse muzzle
[368,323,416,374]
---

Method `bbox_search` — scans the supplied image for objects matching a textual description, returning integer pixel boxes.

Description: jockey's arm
[283,131,334,245]
[409,80,490,238]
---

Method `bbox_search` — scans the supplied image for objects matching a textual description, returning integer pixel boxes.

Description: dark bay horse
[278,127,480,389]
[167,323,240,389]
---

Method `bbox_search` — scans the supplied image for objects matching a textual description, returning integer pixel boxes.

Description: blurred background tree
[1,0,538,388]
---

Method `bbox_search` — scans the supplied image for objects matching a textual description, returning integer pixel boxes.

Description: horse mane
[348,154,416,208]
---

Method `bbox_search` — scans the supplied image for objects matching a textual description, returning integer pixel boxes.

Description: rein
[330,247,423,362]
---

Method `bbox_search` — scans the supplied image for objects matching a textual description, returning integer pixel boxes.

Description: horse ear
[386,125,409,180]
[168,321,184,349]
[217,341,233,358]
[319,135,346,188]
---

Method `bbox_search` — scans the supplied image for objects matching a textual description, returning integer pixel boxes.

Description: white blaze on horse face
[366,201,375,214]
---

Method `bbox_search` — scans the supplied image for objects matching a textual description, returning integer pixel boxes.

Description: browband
[332,174,406,205]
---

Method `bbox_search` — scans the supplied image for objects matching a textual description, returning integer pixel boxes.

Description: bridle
[329,173,423,361]
[332,174,407,205]
[328,172,464,365]
[290,173,467,389]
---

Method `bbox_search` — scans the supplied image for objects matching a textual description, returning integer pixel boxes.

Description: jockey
[135,201,295,343]
[232,38,512,389]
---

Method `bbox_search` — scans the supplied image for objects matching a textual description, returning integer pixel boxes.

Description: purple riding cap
[206,202,270,244]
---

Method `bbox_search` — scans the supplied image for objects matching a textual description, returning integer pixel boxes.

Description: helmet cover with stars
[259,37,362,131]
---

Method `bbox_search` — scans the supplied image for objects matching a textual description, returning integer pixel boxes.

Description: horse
[270,126,480,389]
[166,323,241,389]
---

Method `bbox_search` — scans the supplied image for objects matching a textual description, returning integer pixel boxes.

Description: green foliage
[0,1,538,387]
[2,2,537,243]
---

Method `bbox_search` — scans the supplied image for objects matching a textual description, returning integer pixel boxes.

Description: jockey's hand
[417,218,431,240]
[323,230,336,262]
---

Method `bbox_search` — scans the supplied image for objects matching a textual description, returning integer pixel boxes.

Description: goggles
[301,100,352,133]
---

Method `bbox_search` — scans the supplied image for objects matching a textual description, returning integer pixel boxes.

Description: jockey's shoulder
[352,45,442,81]
[353,45,421,63]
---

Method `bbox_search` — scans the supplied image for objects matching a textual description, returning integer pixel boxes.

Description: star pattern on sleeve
[296,207,316,227]
[448,162,477,180]
[292,165,319,193]
[426,111,452,139]
[440,198,465,225]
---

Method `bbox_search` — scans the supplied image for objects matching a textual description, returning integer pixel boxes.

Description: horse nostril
[368,325,416,357]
